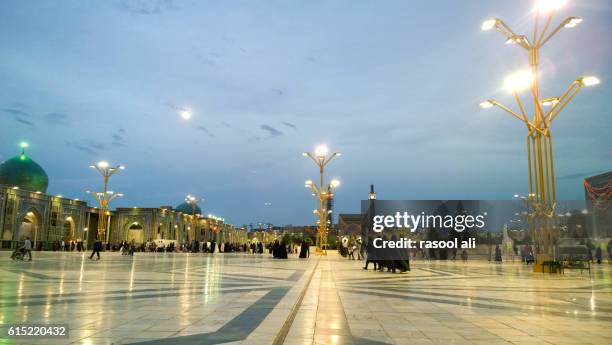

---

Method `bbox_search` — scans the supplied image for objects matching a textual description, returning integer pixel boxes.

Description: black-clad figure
[363,236,378,270]
[299,241,310,258]
[90,239,102,260]
[494,244,502,263]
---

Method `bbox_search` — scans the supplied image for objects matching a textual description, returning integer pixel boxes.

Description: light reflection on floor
[1,252,612,345]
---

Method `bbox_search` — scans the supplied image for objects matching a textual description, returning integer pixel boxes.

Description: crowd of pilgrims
[269,239,310,259]
[93,240,244,254]
[78,237,312,259]
[341,235,411,274]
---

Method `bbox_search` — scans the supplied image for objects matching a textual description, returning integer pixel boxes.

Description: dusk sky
[1,0,610,226]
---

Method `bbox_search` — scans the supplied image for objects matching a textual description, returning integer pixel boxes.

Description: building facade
[0,147,246,250]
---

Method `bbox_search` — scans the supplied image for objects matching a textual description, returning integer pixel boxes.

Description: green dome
[0,154,49,193]
[175,202,202,215]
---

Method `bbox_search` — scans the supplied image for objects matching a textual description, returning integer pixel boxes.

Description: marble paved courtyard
[1,252,611,345]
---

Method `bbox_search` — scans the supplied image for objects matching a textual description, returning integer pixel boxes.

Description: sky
[1,0,610,227]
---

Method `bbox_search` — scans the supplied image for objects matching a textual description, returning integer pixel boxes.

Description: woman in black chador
[272,240,279,258]
[391,234,410,273]
[363,236,378,270]
[277,239,288,259]
[299,240,310,258]
[494,244,502,263]
[378,234,391,272]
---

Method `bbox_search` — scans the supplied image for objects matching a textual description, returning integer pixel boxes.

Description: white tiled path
[284,253,612,345]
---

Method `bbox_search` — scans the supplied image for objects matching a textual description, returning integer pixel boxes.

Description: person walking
[23,237,33,261]
[90,239,102,260]
[595,245,602,264]
[494,244,502,263]
[347,242,355,260]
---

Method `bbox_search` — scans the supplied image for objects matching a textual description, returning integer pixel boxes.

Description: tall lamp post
[479,0,600,255]
[88,161,124,242]
[185,194,202,242]
[303,145,340,255]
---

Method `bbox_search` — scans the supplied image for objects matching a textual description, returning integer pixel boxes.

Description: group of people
[145,241,176,253]
[248,241,264,254]
[498,241,611,264]
[585,240,611,264]
[340,236,362,260]
[361,236,411,273]
[58,240,84,252]
[185,240,251,254]
[270,239,288,259]
[119,240,137,256]
[268,239,310,259]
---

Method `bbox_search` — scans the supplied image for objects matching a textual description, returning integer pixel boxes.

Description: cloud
[222,121,232,129]
[65,141,110,155]
[117,0,176,15]
[112,129,127,147]
[197,126,215,137]
[281,121,297,129]
[271,88,285,96]
[5,108,34,126]
[260,124,283,137]
[166,102,188,112]
[45,112,70,126]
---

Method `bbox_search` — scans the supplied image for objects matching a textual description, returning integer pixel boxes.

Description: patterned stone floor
[1,251,611,345]
[284,254,612,345]
[0,251,316,345]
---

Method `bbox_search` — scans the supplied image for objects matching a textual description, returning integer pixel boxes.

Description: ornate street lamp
[480,0,600,255]
[88,161,124,241]
[303,145,341,255]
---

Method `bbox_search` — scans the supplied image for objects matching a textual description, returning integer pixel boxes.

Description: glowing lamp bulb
[481,19,497,31]
[504,70,534,93]
[535,0,568,13]
[480,100,494,108]
[580,76,600,87]
[314,145,328,157]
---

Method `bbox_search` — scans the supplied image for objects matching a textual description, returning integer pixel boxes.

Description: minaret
[366,184,376,238]
[368,184,376,200]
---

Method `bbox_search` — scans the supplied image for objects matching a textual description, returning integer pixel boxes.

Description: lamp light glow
[504,70,534,93]
[481,19,497,31]
[579,76,600,87]
[505,36,526,45]
[314,145,329,157]
[541,97,560,106]
[480,100,494,108]
[534,0,568,13]
[564,17,582,28]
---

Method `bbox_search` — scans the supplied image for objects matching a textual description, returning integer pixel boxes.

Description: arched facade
[0,187,89,249]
